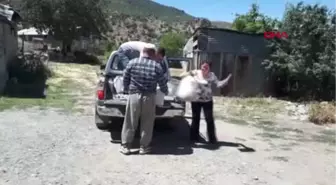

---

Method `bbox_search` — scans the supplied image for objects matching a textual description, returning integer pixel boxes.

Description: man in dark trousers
[120,45,168,155]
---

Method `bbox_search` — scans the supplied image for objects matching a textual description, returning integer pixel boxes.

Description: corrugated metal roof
[192,27,264,37]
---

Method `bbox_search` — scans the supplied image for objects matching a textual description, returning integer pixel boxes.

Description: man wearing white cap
[117,41,156,69]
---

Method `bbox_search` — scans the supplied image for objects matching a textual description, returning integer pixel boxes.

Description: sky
[153,0,335,22]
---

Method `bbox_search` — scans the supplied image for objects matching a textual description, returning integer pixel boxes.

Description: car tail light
[97,90,104,100]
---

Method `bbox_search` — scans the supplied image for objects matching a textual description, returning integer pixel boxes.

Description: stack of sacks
[176,75,207,102]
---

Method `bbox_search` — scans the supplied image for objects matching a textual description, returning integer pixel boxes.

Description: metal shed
[183,27,271,97]
[0,4,21,93]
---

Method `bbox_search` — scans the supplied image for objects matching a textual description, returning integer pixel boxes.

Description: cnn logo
[264,31,288,39]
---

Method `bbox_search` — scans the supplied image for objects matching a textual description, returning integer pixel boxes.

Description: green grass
[0,79,75,111]
[213,97,285,123]
[0,63,98,112]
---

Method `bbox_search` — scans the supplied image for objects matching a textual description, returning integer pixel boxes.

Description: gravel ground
[0,107,335,185]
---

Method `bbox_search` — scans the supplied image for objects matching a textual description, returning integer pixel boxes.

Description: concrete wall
[190,28,271,97]
[0,20,18,93]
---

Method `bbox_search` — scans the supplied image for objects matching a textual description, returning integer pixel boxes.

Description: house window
[237,56,249,78]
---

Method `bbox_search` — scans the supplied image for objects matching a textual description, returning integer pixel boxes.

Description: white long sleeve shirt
[118,41,155,58]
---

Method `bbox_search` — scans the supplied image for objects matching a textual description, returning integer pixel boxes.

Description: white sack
[176,75,207,102]
[113,76,124,93]
[156,90,165,106]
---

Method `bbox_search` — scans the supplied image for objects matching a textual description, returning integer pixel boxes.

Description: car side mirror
[100,64,106,70]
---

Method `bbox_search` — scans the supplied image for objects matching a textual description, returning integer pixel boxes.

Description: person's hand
[189,71,195,76]
[226,73,232,80]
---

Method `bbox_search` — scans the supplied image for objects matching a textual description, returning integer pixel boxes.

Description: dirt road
[0,62,334,185]
[0,107,334,185]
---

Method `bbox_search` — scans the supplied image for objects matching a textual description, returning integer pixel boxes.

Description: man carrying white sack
[178,61,232,144]
[120,46,168,155]
[117,41,156,69]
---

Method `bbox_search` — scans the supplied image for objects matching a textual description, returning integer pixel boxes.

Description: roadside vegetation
[0,60,98,112]
[2,1,334,126]
[309,102,336,125]
[230,3,335,125]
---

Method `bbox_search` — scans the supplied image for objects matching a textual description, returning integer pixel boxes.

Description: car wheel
[95,112,110,130]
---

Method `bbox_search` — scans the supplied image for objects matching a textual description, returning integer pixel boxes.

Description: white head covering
[142,43,156,58]
[144,43,156,50]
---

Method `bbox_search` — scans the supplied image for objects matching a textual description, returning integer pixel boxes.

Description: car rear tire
[95,112,110,130]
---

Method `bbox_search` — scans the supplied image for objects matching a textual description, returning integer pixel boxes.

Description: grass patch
[0,83,75,111]
[308,102,335,125]
[213,97,285,121]
[0,62,98,112]
[310,129,336,145]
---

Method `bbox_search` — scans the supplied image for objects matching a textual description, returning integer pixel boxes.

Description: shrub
[73,51,102,65]
[308,102,336,125]
[7,56,52,84]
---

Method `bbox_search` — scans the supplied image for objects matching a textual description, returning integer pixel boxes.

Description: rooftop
[0,3,21,22]
[193,27,264,37]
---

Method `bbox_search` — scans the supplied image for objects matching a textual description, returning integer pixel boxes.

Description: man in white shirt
[117,41,156,69]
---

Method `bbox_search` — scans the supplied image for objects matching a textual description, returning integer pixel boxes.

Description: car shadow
[108,118,193,155]
[108,118,256,155]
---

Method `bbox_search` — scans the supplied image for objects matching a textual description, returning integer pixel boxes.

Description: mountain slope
[104,0,194,22]
[2,0,231,45]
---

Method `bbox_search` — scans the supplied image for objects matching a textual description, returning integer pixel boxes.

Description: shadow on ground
[107,118,256,155]
[191,135,256,152]
[108,118,193,155]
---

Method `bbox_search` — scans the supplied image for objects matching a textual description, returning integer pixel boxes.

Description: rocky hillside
[105,12,215,45]
[2,0,232,44]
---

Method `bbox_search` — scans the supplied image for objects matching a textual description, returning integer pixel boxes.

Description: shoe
[119,145,131,155]
[139,146,151,155]
[190,134,201,143]
[208,138,218,144]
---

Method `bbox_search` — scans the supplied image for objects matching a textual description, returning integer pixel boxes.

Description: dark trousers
[190,101,217,142]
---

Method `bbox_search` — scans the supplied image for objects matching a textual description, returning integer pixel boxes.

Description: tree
[232,4,280,33]
[22,0,108,54]
[263,2,335,100]
[159,32,186,57]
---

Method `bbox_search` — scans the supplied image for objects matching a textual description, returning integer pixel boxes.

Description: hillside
[104,0,194,22]
[2,0,232,44]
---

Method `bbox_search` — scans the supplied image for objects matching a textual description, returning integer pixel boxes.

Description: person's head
[143,46,156,59]
[200,61,212,76]
[156,47,166,61]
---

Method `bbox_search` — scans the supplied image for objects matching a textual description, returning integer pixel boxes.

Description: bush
[159,31,186,57]
[263,3,335,101]
[7,56,52,84]
[308,102,336,125]
[73,51,102,65]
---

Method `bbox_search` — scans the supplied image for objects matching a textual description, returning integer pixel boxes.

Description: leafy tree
[263,2,335,100]
[159,32,186,57]
[21,0,108,54]
[232,4,280,33]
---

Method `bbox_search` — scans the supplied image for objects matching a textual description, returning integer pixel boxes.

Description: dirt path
[0,62,334,185]
[0,106,334,185]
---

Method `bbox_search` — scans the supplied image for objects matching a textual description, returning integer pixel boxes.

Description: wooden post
[219,52,224,80]
[233,55,238,95]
